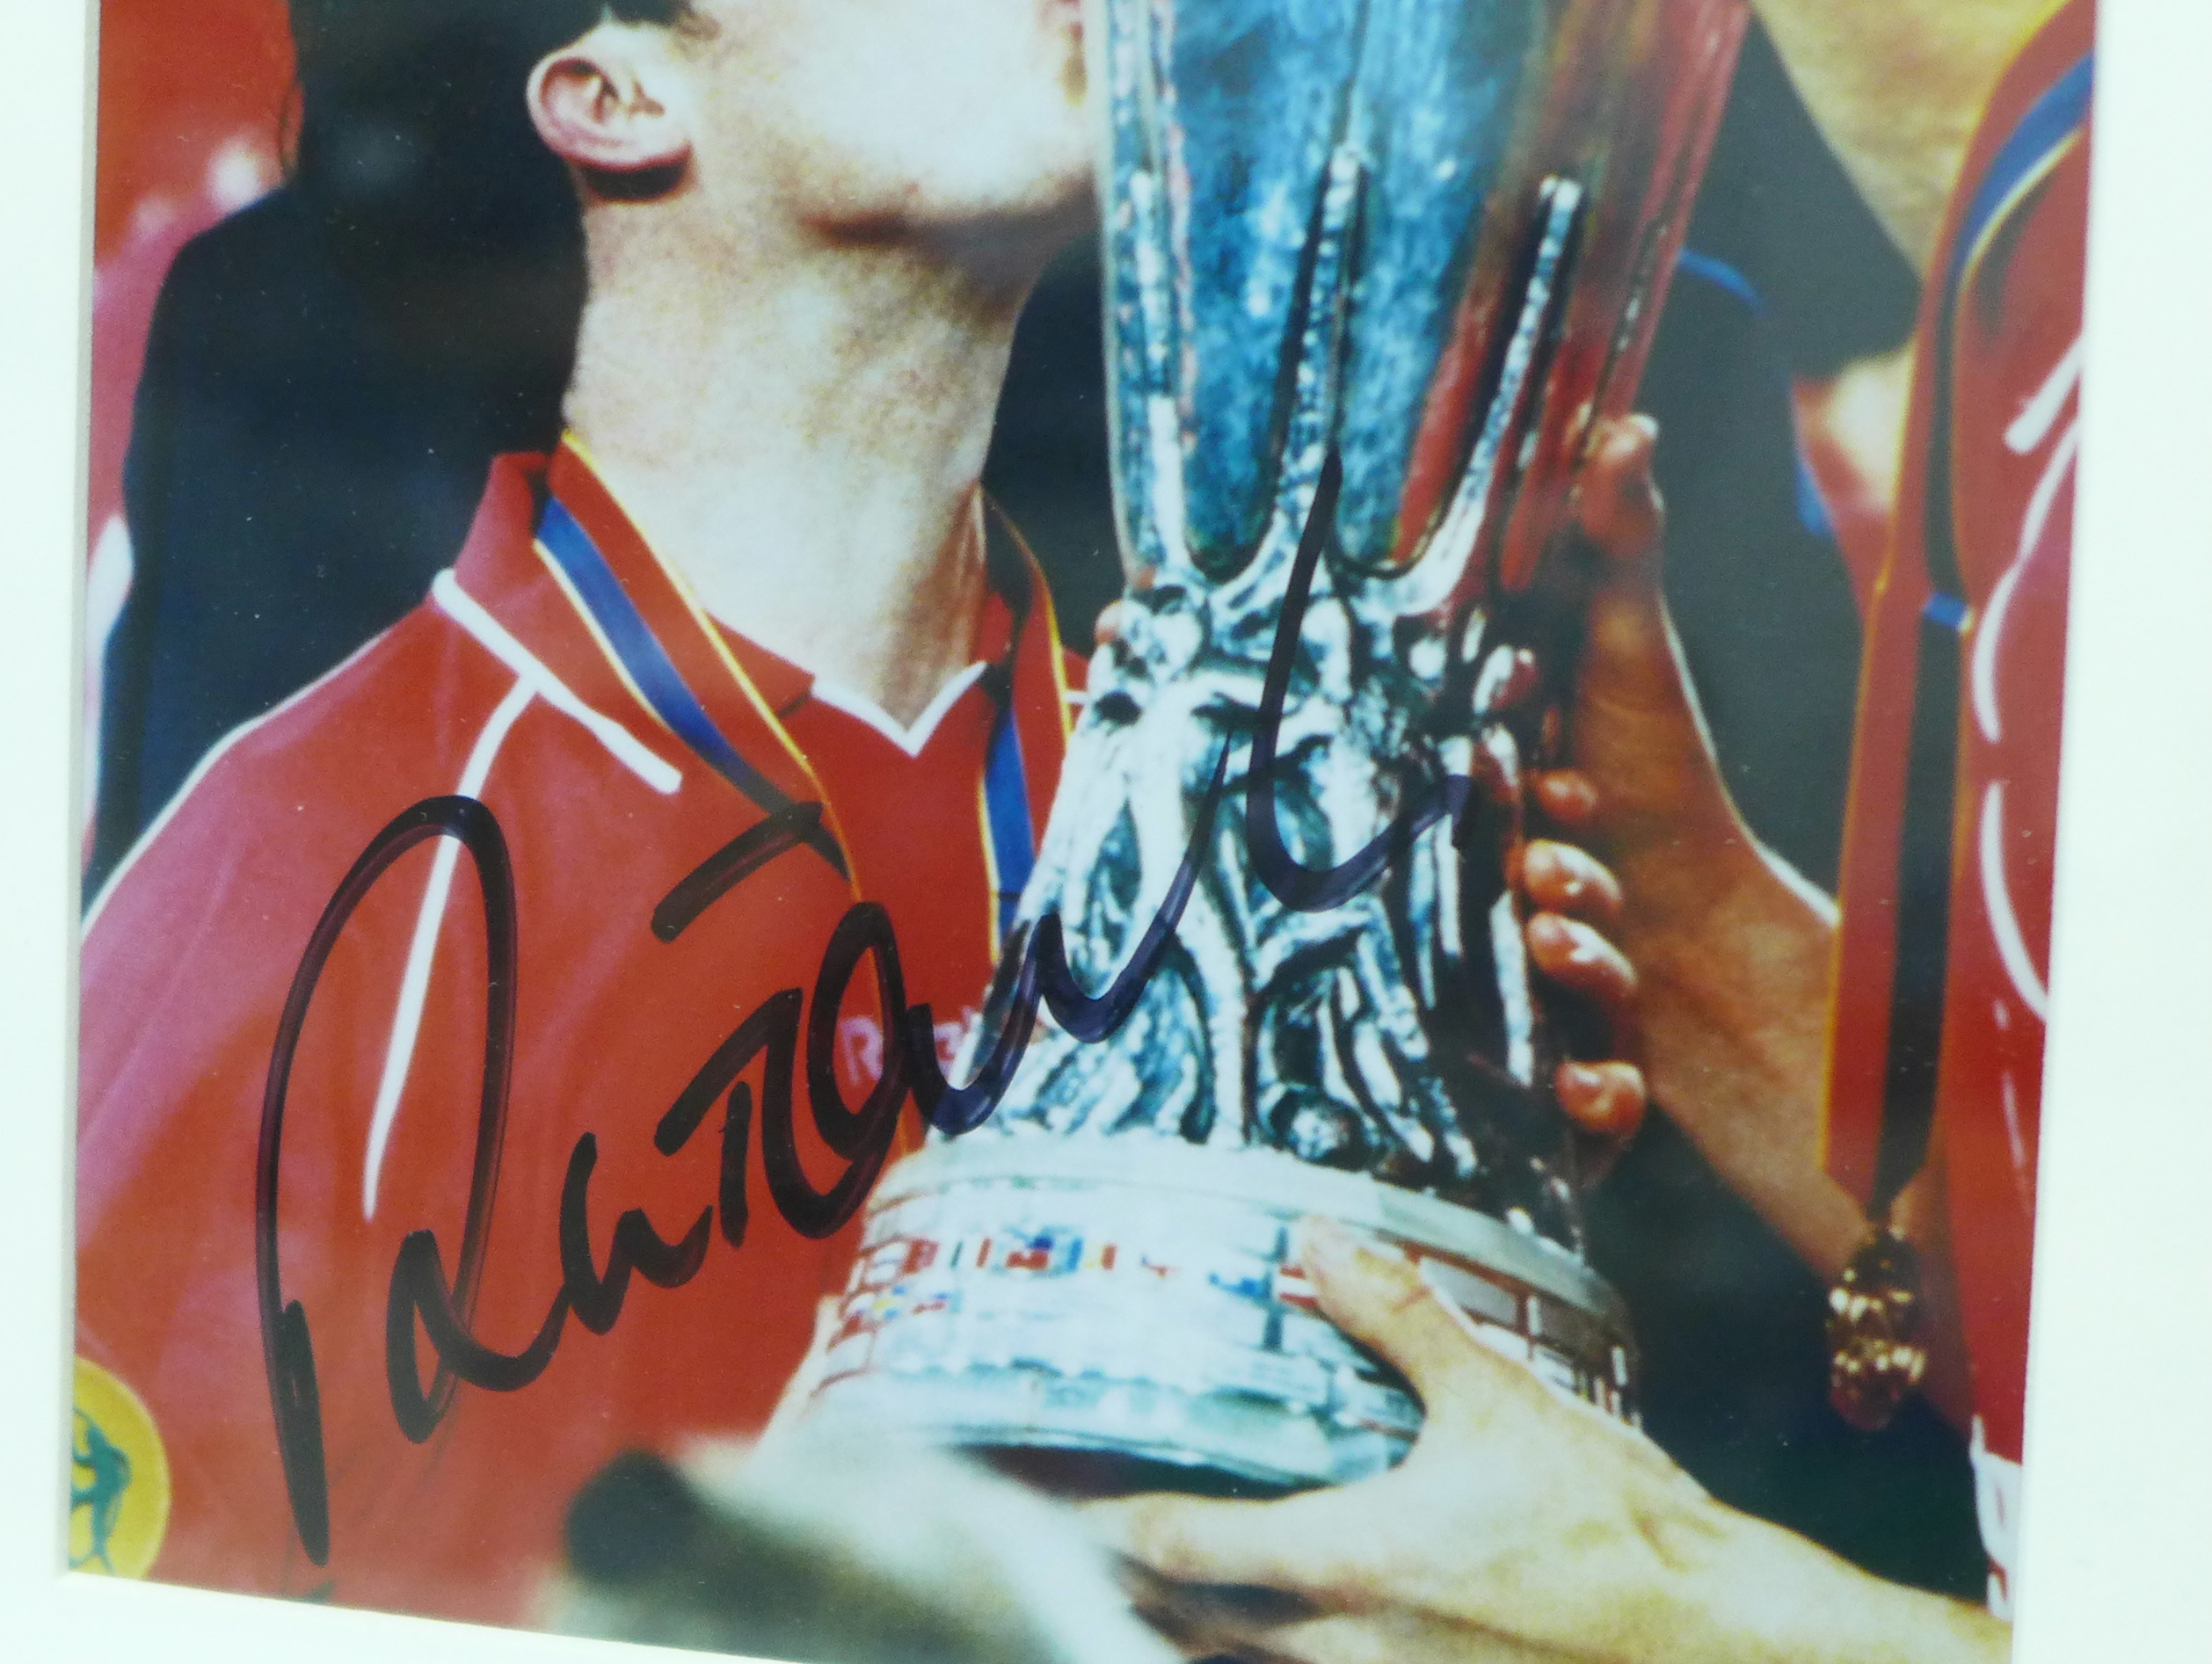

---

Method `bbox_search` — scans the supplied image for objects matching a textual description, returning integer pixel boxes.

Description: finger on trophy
[1557,1060,1648,1147]
[1529,767,1603,831]
[1526,912,1638,1043]
[1094,566,1161,650]
[1568,413,1667,569]
[1518,839,1625,928]
[1093,599,1128,650]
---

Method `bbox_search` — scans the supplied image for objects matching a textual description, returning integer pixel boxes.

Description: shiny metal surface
[819,0,1744,1484]
[813,1137,1634,1491]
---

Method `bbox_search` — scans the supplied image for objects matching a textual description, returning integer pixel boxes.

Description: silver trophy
[813,0,1745,1494]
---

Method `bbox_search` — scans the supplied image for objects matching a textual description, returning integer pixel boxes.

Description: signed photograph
[70,3,2094,1661]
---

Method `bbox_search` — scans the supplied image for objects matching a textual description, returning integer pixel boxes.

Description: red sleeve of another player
[76,733,431,1598]
[1823,485,1939,1201]
[1823,0,2097,1204]
[78,791,312,1592]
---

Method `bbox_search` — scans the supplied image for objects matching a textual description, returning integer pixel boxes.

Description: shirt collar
[447,440,1073,881]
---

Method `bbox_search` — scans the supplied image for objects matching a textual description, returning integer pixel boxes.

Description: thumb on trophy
[1569,415,1681,710]
[1552,414,1748,889]
[1571,413,1666,570]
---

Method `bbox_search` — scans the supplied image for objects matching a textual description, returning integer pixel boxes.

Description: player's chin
[918,164,1095,282]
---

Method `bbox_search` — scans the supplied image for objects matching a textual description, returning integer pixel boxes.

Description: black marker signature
[256,454,1527,1565]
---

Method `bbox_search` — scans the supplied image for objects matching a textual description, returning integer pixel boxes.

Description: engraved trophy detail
[812,0,1746,1494]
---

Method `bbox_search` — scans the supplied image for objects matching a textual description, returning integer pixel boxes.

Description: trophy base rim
[876,1131,1624,1326]
[813,1361,1403,1498]
[811,1133,1634,1494]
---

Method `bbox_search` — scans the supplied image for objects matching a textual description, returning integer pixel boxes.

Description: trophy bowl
[811,0,1746,1495]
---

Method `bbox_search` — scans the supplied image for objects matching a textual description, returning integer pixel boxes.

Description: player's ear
[528,25,692,178]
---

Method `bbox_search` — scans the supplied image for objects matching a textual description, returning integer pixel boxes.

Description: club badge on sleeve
[69,1358,172,1580]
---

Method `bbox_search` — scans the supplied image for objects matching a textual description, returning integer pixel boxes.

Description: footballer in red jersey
[73,0,1643,1624]
[1823,0,2094,1615]
[76,438,1075,1618]
[72,0,1100,1622]
[1091,4,2092,1660]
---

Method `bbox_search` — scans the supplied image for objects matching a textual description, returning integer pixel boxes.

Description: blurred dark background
[88,10,1982,1601]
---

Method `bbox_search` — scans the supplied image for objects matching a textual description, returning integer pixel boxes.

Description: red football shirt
[717,570,1050,1081]
[1823,0,2094,1615]
[74,440,1077,1620]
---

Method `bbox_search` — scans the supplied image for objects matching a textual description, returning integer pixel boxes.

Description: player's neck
[563,214,1035,728]
[1750,0,2068,271]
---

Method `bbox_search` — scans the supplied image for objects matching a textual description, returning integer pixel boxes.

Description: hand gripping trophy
[811,0,1746,1494]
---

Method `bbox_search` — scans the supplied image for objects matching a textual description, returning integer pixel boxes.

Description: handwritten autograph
[256,457,1532,1565]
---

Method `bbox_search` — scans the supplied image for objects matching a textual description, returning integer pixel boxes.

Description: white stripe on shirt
[361,677,535,1219]
[433,571,682,794]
